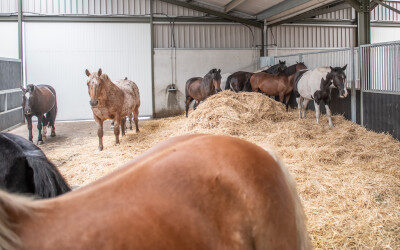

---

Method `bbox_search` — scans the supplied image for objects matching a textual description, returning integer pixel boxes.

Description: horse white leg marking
[325,104,333,127]
[296,97,302,118]
[42,126,47,138]
[302,99,310,119]
[314,100,320,124]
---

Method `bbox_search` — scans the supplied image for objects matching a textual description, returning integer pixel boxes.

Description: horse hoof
[37,141,43,145]
[98,146,103,151]
[115,143,120,146]
[51,132,56,137]
[129,126,133,130]
[136,129,140,133]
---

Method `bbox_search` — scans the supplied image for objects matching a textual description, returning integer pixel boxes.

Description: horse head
[295,62,307,72]
[22,84,37,116]
[85,68,108,107]
[329,65,348,98]
[278,60,287,72]
[210,69,222,93]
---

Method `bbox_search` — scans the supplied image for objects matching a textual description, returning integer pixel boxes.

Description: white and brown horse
[0,134,311,250]
[85,69,140,150]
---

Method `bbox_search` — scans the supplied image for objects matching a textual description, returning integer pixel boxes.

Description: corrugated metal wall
[372,1,400,21]
[154,23,260,48]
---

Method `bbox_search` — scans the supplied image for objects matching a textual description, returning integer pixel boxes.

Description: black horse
[225,60,287,92]
[0,132,70,198]
[22,84,58,144]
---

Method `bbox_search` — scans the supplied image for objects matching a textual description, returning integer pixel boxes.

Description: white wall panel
[24,22,151,120]
[0,22,18,59]
[0,0,17,14]
[371,27,400,43]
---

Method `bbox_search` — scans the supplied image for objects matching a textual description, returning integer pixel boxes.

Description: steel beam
[224,0,247,13]
[157,0,262,28]
[17,0,22,61]
[345,0,361,12]
[23,16,150,23]
[256,0,313,20]
[150,0,156,118]
[358,0,370,45]
[373,0,400,15]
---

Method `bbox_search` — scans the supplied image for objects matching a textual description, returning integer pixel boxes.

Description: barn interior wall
[0,22,18,59]
[153,49,259,117]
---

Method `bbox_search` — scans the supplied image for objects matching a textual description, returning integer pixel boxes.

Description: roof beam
[224,0,247,13]
[270,1,351,26]
[158,0,262,28]
[256,0,314,20]
[344,0,361,12]
[373,0,400,14]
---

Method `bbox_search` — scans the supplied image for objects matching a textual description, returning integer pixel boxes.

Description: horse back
[114,79,140,111]
[293,70,309,96]
[185,77,202,97]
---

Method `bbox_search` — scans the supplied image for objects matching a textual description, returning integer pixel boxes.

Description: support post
[263,22,267,57]
[260,24,265,57]
[357,0,371,45]
[150,0,156,118]
[351,47,357,123]
[18,0,23,61]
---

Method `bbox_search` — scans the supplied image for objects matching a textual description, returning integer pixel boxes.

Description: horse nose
[90,100,99,107]
[216,88,222,93]
[339,89,348,98]
[24,108,31,115]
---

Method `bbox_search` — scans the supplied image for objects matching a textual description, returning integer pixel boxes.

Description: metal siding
[0,22,19,59]
[154,23,261,48]
[24,22,152,120]
[372,1,400,21]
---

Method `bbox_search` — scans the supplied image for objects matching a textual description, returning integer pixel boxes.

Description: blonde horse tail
[265,149,312,250]
[0,190,36,250]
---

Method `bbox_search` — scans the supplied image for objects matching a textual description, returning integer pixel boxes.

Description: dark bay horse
[0,134,311,250]
[22,84,57,144]
[225,60,287,92]
[0,132,70,198]
[250,62,307,111]
[185,69,222,117]
[294,65,348,127]
[85,69,140,151]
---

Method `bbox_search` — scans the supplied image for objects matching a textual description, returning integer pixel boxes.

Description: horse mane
[0,190,37,250]
[26,156,71,198]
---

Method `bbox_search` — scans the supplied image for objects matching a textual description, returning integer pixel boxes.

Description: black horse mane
[0,133,71,198]
[279,62,306,76]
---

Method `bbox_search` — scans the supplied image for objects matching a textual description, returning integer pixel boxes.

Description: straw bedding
[13,90,400,249]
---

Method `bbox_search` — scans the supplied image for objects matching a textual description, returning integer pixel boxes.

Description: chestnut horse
[0,134,311,250]
[250,62,307,111]
[85,69,140,150]
[185,69,222,117]
[225,61,287,92]
[22,84,57,144]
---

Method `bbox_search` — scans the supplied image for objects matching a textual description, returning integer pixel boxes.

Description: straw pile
[11,90,400,249]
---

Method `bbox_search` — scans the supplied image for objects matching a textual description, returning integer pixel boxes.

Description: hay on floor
[11,90,400,249]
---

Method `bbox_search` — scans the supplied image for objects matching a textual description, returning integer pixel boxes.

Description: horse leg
[314,100,320,124]
[325,104,334,127]
[128,114,133,130]
[41,116,47,139]
[46,102,57,137]
[110,121,114,130]
[95,117,104,151]
[193,100,200,110]
[185,96,194,117]
[284,94,291,112]
[26,115,33,142]
[134,106,140,133]
[302,99,310,119]
[121,117,126,136]
[37,115,43,144]
[113,117,121,145]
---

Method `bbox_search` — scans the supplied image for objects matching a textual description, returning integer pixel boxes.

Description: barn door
[24,22,152,120]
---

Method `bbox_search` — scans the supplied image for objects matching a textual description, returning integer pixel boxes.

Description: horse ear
[342,64,347,71]
[218,69,221,73]
[98,68,102,76]
[279,60,282,63]
[85,69,90,77]
[330,66,334,71]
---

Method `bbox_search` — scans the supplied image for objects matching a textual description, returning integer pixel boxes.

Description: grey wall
[154,49,259,117]
[0,58,23,131]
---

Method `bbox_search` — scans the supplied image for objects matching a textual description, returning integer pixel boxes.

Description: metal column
[357,0,371,45]
[351,47,356,123]
[150,0,156,118]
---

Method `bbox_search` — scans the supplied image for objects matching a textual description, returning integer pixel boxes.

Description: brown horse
[0,134,311,250]
[22,84,57,144]
[85,69,140,150]
[250,62,307,111]
[185,69,222,117]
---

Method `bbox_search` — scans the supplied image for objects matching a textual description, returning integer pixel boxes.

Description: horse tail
[225,74,233,90]
[0,189,36,250]
[25,156,71,198]
[265,149,312,250]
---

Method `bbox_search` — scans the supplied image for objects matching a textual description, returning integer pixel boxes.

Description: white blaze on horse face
[25,92,30,99]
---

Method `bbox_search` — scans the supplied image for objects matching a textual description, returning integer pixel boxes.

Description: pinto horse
[85,69,140,150]
[185,69,222,117]
[294,65,348,127]
[0,134,311,250]
[0,132,70,198]
[225,61,287,92]
[22,84,57,144]
[250,62,307,110]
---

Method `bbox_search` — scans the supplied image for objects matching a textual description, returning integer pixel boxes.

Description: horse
[185,69,222,117]
[294,65,348,127]
[0,132,70,198]
[85,69,140,150]
[0,134,311,250]
[21,84,57,144]
[225,61,287,92]
[249,62,308,111]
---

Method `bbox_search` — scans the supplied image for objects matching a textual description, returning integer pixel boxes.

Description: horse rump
[224,74,233,90]
[293,69,308,97]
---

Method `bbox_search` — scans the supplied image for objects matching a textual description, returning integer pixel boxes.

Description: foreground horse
[0,134,310,250]
[85,69,140,150]
[185,69,222,117]
[225,61,287,92]
[294,65,348,127]
[0,132,70,198]
[22,84,57,144]
[250,62,307,110]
